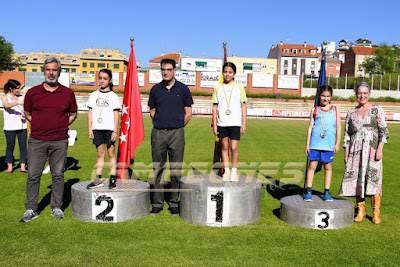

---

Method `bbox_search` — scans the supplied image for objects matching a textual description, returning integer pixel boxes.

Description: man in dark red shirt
[20,57,78,222]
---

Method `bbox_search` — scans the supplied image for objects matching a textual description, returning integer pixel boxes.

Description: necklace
[319,105,330,138]
[222,83,234,115]
[97,90,110,123]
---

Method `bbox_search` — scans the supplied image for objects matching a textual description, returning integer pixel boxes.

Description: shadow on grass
[257,170,323,219]
[0,156,25,172]
[65,157,81,171]
[37,178,80,214]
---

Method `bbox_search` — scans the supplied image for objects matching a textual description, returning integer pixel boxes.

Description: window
[32,69,37,72]
[71,68,76,72]
[33,58,38,61]
[284,60,288,67]
[284,70,288,74]
[98,63,106,68]
[311,61,315,68]
[72,59,77,63]
[83,52,88,54]
[114,64,120,69]
[82,63,87,67]
[301,49,306,54]
[310,50,316,55]
[100,53,105,58]
[292,49,297,54]
[60,57,64,60]
[283,49,289,53]
[293,63,297,68]
[90,71,94,74]
[90,63,94,68]
[83,71,87,73]
[92,52,96,55]
[19,68,27,71]
[62,68,69,73]
[270,64,275,69]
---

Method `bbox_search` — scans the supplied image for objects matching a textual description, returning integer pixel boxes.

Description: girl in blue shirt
[305,85,341,201]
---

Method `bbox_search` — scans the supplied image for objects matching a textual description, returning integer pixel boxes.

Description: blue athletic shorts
[217,126,241,141]
[308,149,334,163]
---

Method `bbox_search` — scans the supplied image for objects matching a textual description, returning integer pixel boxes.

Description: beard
[45,75,59,86]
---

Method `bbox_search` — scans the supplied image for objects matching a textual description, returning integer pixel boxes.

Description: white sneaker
[51,208,65,219]
[230,172,240,182]
[42,165,51,174]
[222,170,231,182]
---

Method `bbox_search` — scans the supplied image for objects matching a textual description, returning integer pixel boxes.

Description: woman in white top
[2,79,27,173]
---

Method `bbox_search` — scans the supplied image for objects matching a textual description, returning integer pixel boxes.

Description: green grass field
[1,114,399,266]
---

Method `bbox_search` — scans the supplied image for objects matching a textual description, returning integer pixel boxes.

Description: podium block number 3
[315,210,333,229]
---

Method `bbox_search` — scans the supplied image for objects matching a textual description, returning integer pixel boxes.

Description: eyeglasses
[161,68,174,72]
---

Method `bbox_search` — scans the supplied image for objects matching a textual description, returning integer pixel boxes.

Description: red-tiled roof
[277,44,321,57]
[351,46,375,55]
[149,53,181,63]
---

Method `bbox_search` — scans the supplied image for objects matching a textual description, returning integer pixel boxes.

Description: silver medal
[97,117,103,124]
[225,109,231,115]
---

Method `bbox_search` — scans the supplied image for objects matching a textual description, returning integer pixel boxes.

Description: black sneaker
[87,181,104,189]
[170,207,179,216]
[150,207,163,215]
[109,177,117,189]
[20,209,39,222]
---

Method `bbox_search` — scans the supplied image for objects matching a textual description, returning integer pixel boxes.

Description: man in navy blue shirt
[148,58,193,216]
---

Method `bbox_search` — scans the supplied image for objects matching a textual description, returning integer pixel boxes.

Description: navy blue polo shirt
[148,80,193,129]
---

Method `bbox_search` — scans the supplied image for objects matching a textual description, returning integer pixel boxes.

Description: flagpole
[117,37,145,179]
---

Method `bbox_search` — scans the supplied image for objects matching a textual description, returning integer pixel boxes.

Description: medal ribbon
[319,106,330,134]
[222,83,234,112]
[97,91,110,119]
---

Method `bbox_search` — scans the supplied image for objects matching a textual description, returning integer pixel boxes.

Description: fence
[303,74,400,91]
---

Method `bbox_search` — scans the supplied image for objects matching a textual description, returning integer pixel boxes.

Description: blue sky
[2,0,399,67]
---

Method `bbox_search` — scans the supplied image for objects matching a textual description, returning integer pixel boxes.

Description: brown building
[341,46,375,77]
[326,56,342,77]
[149,52,181,68]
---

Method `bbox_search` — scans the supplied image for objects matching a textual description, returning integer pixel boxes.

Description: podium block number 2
[93,195,114,222]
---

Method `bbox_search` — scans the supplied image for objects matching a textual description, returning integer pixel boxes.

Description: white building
[268,42,321,76]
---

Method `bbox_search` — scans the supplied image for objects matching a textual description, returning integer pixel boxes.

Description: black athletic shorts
[93,130,115,147]
[217,126,241,141]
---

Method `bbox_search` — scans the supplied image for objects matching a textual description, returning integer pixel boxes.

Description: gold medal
[225,109,231,115]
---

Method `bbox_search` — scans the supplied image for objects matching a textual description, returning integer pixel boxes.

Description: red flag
[212,42,228,175]
[117,39,145,179]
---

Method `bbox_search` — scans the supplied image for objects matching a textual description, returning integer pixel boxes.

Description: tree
[0,35,20,71]
[360,43,400,75]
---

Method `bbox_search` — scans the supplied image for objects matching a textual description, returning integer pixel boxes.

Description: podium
[180,174,262,227]
[71,180,150,223]
[280,195,354,229]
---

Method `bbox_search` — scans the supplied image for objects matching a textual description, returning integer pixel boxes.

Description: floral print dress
[339,105,389,198]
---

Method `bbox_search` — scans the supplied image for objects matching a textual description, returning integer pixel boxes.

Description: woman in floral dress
[339,81,389,224]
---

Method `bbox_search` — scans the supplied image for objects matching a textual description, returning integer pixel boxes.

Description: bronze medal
[320,132,325,138]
